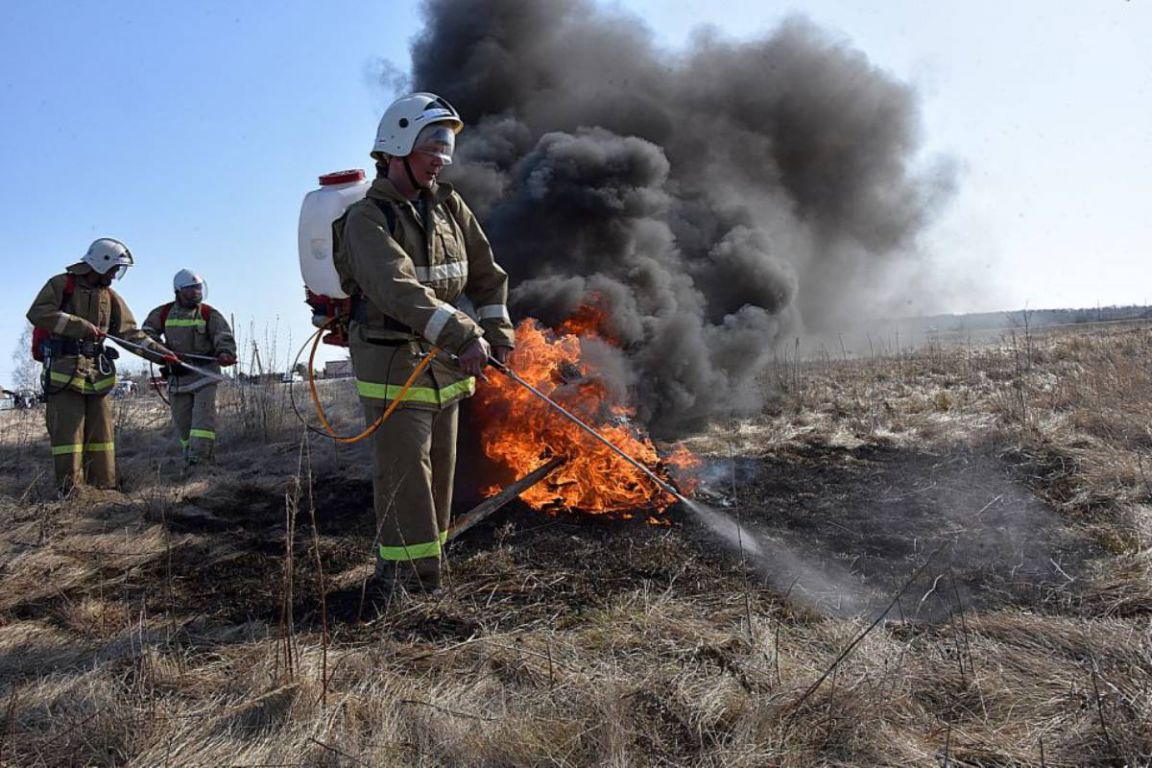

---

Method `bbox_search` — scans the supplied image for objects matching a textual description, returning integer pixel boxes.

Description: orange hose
[306,317,438,444]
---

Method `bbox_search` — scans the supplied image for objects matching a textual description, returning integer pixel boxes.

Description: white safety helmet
[173,268,207,299]
[82,238,134,279]
[372,92,463,160]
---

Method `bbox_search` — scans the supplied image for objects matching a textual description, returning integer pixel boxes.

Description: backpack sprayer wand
[106,335,228,383]
[171,351,221,363]
[485,356,688,507]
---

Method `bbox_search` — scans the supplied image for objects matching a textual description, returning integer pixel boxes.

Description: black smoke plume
[407,0,953,437]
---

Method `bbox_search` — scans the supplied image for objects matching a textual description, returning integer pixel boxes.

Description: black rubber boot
[370,558,404,611]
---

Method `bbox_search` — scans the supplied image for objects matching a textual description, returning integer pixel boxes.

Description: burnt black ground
[675,443,1105,619]
[0,443,1106,641]
[169,443,1105,630]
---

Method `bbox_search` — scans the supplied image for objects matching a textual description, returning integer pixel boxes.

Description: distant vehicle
[111,381,138,399]
[0,396,12,412]
[13,390,41,409]
[281,371,304,384]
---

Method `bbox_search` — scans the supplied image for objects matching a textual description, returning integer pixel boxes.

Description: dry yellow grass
[0,323,1149,766]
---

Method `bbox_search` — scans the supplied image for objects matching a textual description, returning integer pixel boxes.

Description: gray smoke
[405,0,953,437]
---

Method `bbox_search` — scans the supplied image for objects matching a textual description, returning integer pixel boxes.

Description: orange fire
[475,308,698,515]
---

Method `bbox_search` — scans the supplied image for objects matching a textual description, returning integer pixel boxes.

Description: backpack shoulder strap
[199,303,212,321]
[441,190,466,229]
[159,301,176,327]
[55,273,76,313]
[333,198,400,303]
[109,288,122,335]
[57,273,79,319]
[371,197,398,237]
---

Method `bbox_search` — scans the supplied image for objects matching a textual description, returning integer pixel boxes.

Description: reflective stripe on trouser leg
[170,392,194,456]
[46,388,85,490]
[82,392,116,489]
[188,385,218,460]
[364,403,459,585]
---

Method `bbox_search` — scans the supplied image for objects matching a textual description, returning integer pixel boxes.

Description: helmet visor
[177,282,207,301]
[412,124,455,165]
[111,264,130,281]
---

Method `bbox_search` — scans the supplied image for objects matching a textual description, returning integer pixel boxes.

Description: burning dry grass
[0,322,1150,766]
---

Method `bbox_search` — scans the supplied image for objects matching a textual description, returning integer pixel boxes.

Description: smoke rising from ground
[406,0,953,436]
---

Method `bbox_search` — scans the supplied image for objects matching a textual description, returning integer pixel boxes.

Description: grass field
[0,321,1149,767]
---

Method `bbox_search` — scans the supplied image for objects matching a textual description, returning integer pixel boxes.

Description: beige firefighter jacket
[335,176,515,410]
[27,264,166,396]
[142,302,236,393]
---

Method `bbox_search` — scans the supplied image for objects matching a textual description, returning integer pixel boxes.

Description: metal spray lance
[105,335,229,383]
[485,356,689,506]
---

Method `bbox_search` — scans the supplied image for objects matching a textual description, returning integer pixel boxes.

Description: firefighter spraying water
[297,92,515,600]
[295,93,764,602]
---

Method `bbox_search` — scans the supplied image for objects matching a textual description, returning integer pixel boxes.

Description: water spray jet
[488,357,764,556]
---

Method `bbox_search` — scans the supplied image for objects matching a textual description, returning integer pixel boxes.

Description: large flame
[475,308,697,514]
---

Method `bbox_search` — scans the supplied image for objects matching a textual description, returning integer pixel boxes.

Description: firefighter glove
[457,337,491,377]
[162,354,190,377]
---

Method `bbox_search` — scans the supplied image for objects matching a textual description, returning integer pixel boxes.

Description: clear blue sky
[3,0,1149,388]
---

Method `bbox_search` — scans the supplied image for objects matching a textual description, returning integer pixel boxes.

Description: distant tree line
[924,305,1152,333]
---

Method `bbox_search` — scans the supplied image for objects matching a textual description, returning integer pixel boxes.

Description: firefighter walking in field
[334,92,515,597]
[143,270,237,465]
[26,238,178,492]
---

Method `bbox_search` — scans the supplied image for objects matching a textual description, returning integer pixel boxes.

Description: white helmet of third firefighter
[371,92,462,192]
[173,268,207,307]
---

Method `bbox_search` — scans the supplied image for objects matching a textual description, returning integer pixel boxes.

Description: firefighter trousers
[362,401,459,590]
[170,385,218,462]
[45,388,115,491]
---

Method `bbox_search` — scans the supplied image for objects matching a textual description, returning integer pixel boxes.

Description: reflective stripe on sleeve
[53,315,71,334]
[422,303,456,345]
[476,304,511,322]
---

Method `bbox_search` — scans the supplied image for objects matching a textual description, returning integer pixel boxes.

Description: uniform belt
[48,338,107,358]
[351,295,415,334]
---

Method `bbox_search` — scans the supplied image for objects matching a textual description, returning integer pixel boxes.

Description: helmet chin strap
[402,156,427,193]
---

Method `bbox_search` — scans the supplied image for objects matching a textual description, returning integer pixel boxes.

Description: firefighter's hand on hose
[80,320,105,340]
[217,352,236,367]
[457,337,491,376]
[491,345,513,366]
[163,354,190,377]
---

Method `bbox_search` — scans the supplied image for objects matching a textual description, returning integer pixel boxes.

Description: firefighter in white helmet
[333,92,515,599]
[142,269,237,466]
[26,239,178,492]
